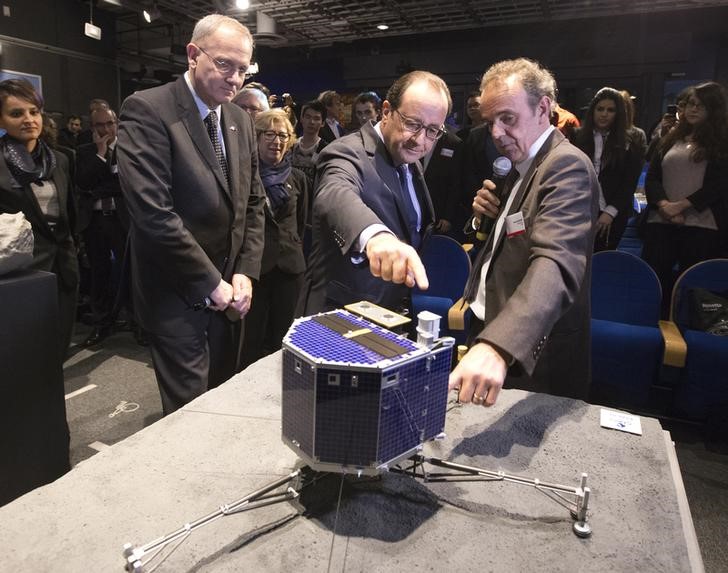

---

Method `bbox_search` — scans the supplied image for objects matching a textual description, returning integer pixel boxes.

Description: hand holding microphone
[475,156,513,241]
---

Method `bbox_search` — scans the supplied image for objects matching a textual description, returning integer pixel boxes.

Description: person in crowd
[77,98,110,146]
[423,126,463,236]
[645,89,690,162]
[0,79,79,356]
[76,107,138,346]
[41,113,76,171]
[232,86,269,118]
[572,87,644,251]
[620,90,647,157]
[239,109,308,368]
[642,81,728,314]
[349,91,382,130]
[317,90,346,142]
[57,114,82,149]
[117,14,266,415]
[456,90,485,140]
[299,70,450,314]
[459,122,499,241]
[290,99,327,189]
[450,58,599,407]
[551,102,581,140]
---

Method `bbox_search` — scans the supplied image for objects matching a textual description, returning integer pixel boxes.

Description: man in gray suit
[300,71,451,314]
[449,58,599,406]
[117,15,265,414]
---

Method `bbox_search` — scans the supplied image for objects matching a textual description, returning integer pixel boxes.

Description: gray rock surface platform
[0,351,701,572]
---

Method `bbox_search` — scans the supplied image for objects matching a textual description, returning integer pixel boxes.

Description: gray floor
[63,323,728,572]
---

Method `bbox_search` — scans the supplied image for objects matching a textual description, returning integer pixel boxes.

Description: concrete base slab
[1,351,701,572]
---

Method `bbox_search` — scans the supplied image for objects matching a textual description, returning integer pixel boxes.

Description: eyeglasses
[92,121,116,129]
[393,109,445,141]
[197,46,251,79]
[684,100,705,111]
[239,104,263,113]
[260,130,290,142]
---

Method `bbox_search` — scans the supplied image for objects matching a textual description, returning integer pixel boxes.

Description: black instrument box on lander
[281,309,454,475]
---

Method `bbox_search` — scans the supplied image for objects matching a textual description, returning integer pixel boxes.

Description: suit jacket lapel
[175,78,231,199]
[362,124,412,238]
[220,105,238,200]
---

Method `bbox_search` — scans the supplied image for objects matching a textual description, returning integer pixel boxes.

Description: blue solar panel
[282,310,453,473]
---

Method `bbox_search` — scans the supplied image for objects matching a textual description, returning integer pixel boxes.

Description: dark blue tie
[395,164,421,249]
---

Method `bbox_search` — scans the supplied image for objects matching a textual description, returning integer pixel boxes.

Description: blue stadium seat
[590,251,664,409]
[668,259,728,421]
[411,235,471,343]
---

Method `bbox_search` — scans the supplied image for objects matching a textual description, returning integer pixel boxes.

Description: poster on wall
[0,68,43,95]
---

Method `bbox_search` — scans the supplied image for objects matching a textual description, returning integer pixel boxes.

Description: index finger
[407,251,429,290]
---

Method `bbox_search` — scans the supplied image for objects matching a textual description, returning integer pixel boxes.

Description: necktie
[463,166,520,303]
[395,164,421,249]
[204,110,229,182]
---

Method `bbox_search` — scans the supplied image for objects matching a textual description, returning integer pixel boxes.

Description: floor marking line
[65,384,97,400]
[88,441,111,452]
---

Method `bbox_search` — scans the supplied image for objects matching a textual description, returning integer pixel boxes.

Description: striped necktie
[204,110,229,182]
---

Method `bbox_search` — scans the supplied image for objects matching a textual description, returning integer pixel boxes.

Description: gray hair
[233,87,270,111]
[190,14,253,46]
[481,58,556,112]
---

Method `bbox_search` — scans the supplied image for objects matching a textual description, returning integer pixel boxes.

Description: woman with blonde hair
[239,109,309,368]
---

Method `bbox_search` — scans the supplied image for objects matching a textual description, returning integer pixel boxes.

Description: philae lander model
[123,303,592,572]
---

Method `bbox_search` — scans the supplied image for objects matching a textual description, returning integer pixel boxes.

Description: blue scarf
[260,153,292,214]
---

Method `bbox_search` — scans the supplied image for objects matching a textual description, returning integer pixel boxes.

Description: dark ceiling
[102,0,728,74]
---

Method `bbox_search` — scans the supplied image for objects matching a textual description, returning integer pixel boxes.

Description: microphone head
[493,156,512,177]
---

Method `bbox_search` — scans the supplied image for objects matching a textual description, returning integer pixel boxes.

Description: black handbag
[688,288,728,336]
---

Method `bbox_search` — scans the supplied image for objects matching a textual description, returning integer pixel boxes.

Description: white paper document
[600,408,643,435]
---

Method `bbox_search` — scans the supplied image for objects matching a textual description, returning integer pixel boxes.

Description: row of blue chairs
[411,235,728,424]
[591,252,728,421]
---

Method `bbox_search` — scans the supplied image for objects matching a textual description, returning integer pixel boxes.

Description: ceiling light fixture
[235,0,250,9]
[143,3,161,24]
[377,24,389,31]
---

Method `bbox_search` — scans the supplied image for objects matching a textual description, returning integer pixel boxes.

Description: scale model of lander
[123,304,592,572]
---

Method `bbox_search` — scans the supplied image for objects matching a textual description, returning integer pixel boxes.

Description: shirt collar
[515,124,555,175]
[184,71,222,120]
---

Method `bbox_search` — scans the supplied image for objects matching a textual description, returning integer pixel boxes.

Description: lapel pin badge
[229,126,237,131]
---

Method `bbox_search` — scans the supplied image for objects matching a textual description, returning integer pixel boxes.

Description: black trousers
[83,210,127,324]
[642,222,722,316]
[148,311,242,415]
[239,267,303,370]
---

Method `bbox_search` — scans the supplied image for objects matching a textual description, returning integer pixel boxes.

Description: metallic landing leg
[123,470,303,573]
[394,455,593,538]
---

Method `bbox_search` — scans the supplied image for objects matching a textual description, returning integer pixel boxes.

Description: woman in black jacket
[572,87,644,251]
[239,109,309,368]
[642,81,728,309]
[0,79,78,356]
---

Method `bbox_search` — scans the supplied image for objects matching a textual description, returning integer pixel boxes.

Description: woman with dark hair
[239,109,309,368]
[0,79,78,356]
[572,86,644,250]
[642,81,728,311]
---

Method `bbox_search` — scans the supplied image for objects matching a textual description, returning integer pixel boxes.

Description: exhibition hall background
[0,0,727,127]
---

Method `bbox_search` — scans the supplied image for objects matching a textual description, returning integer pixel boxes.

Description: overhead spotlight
[235,0,250,9]
[377,24,389,31]
[143,3,161,24]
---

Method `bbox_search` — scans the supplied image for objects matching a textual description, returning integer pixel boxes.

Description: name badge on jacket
[440,148,454,158]
[505,211,526,238]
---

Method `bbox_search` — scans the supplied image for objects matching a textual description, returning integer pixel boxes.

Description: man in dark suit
[117,15,265,415]
[75,108,129,346]
[449,58,599,407]
[300,71,451,314]
[422,127,463,237]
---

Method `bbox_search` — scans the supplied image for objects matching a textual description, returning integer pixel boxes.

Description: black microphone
[476,156,513,241]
